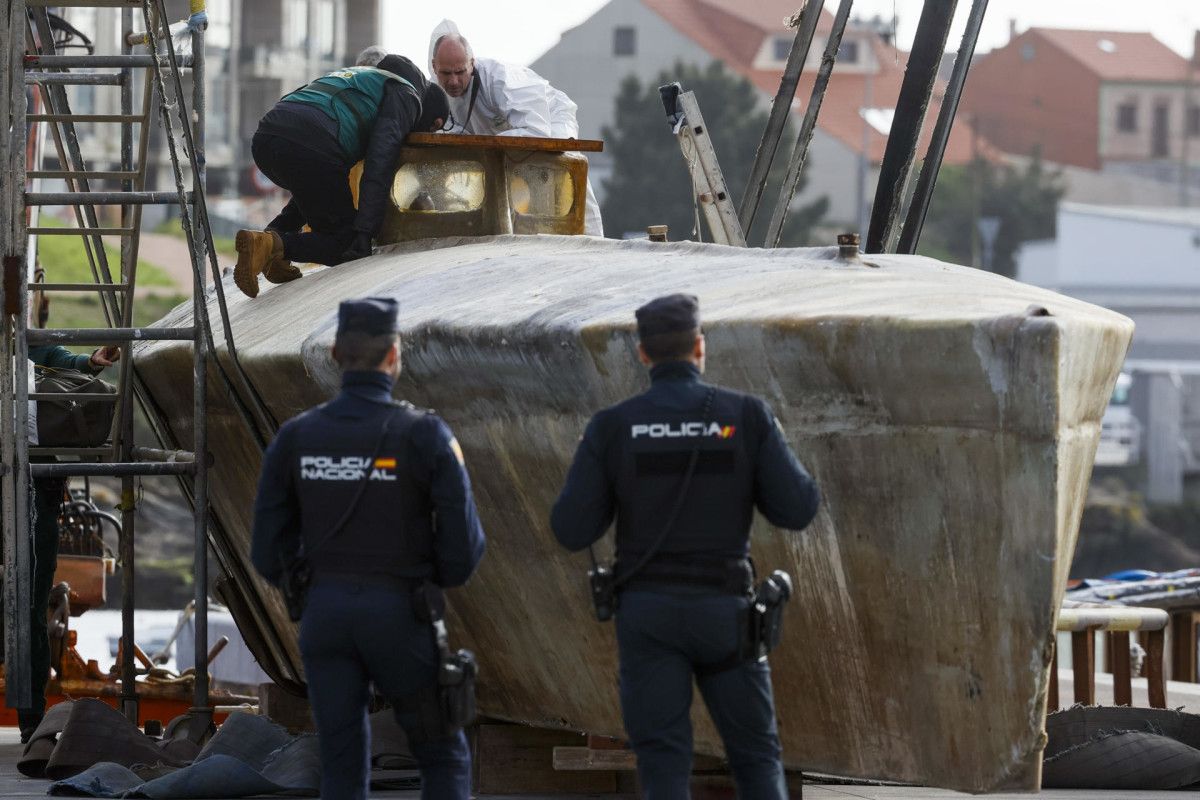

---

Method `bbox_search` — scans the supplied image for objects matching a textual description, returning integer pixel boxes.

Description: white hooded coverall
[429,20,604,236]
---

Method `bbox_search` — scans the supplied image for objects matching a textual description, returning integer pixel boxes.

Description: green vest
[283,66,416,158]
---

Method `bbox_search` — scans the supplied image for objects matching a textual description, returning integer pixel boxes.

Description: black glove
[343,231,373,262]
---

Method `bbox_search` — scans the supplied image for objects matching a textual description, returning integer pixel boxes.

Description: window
[1116,102,1138,133]
[773,36,792,62]
[313,0,335,58]
[282,0,308,51]
[1188,105,1200,137]
[1021,42,1035,61]
[613,26,636,56]
[838,40,859,63]
[206,0,232,49]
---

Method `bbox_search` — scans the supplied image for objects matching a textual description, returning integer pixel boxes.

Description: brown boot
[233,229,285,298]
[263,256,302,285]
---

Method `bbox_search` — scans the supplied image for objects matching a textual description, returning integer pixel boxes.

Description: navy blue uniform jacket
[551,361,819,560]
[251,371,485,588]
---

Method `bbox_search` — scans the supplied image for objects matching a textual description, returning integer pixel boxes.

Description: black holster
[744,570,793,660]
[696,568,794,677]
[402,581,478,740]
[279,554,312,623]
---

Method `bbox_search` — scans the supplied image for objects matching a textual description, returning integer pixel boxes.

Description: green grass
[46,293,189,355]
[36,216,176,287]
[153,218,237,258]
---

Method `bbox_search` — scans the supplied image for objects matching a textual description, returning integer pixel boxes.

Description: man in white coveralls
[426,19,604,236]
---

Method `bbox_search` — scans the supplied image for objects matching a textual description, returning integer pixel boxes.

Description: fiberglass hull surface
[135,235,1132,791]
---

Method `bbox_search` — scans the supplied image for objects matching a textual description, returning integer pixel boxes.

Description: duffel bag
[34,366,116,447]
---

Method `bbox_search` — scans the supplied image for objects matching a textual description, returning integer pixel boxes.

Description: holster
[744,570,793,660]
[279,554,312,623]
[399,581,478,740]
[697,568,794,677]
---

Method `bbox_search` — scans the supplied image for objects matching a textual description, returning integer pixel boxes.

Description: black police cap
[636,293,700,339]
[337,297,399,336]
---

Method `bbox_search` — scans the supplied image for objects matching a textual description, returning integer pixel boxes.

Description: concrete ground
[1,727,1193,800]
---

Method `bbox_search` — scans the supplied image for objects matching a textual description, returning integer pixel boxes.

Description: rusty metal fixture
[837,232,861,259]
[646,225,668,242]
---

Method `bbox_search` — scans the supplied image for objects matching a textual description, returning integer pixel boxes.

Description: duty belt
[618,556,753,595]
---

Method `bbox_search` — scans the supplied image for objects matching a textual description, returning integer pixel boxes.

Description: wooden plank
[475,723,617,794]
[1110,631,1132,706]
[406,132,603,152]
[553,746,638,771]
[1170,610,1199,683]
[1071,629,1095,705]
[1145,629,1167,709]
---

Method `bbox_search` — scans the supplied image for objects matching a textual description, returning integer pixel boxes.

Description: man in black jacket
[551,294,820,799]
[235,55,449,298]
[251,297,484,799]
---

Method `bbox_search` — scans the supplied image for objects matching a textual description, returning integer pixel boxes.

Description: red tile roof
[1029,28,1189,83]
[641,0,984,164]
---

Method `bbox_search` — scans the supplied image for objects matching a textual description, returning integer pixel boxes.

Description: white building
[531,0,982,228]
[1017,203,1200,502]
[1018,203,1200,362]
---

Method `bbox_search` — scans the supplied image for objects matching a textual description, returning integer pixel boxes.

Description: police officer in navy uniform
[251,297,485,800]
[551,294,820,799]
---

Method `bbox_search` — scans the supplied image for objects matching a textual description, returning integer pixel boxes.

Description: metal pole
[117,1,138,726]
[865,0,959,254]
[24,54,193,68]
[30,462,195,478]
[3,0,34,711]
[737,0,825,234]
[189,2,211,722]
[764,0,854,248]
[897,0,990,254]
[25,190,193,205]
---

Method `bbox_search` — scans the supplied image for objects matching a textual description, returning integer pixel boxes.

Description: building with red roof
[533,0,986,230]
[961,27,1199,176]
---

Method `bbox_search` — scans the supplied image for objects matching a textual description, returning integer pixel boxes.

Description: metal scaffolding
[2,0,217,728]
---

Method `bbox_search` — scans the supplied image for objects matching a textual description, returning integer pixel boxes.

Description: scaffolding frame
[2,0,215,727]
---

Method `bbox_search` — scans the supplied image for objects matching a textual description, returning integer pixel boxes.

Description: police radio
[588,562,616,622]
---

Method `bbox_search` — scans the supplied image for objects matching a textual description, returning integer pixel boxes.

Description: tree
[600,61,828,245]
[916,152,1065,278]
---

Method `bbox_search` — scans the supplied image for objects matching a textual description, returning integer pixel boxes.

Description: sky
[382,0,1200,71]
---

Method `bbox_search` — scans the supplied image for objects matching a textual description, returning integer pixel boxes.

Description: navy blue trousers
[250,130,357,266]
[616,589,788,800]
[299,578,470,800]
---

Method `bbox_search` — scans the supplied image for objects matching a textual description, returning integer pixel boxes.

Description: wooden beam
[1071,629,1095,705]
[1110,631,1132,706]
[406,132,603,152]
[1145,629,1167,709]
[475,723,617,794]
[1170,610,1199,683]
[553,746,638,771]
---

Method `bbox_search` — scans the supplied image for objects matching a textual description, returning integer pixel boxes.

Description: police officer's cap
[337,297,399,336]
[636,293,700,339]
